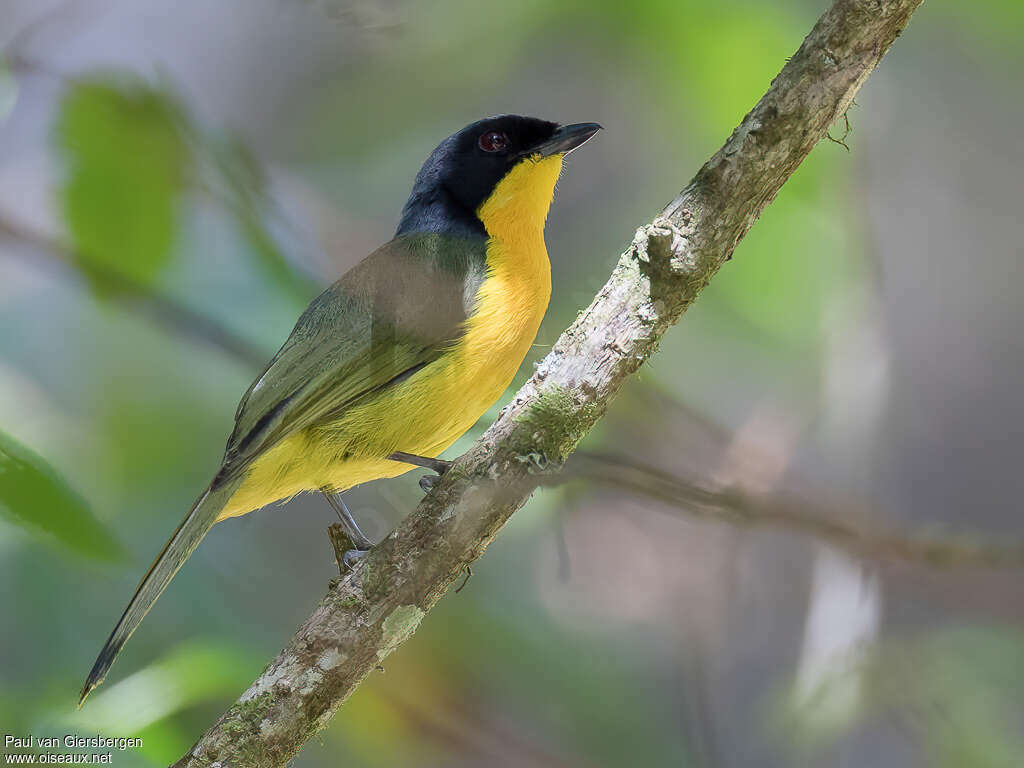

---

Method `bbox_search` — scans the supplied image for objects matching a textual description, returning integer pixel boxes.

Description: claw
[343,549,367,571]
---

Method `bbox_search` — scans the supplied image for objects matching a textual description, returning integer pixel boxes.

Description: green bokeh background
[1,1,1022,765]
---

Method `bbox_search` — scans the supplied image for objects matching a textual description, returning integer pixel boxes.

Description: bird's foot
[327,522,372,576]
[342,548,368,571]
[418,473,442,492]
[388,451,453,494]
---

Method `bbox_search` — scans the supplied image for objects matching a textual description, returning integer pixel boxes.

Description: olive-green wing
[216,233,487,482]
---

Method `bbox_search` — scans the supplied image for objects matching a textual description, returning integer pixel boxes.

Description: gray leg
[388,451,453,474]
[321,489,373,553]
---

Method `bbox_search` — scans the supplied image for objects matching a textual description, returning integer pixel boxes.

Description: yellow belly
[220,153,561,520]
[220,326,538,518]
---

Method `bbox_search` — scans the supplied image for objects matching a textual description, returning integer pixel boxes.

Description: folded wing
[217,233,487,483]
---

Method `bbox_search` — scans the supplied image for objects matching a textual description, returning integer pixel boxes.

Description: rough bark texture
[176,1,925,765]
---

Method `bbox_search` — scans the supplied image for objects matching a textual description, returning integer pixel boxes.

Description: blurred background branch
[564,453,1024,569]
[0,212,271,367]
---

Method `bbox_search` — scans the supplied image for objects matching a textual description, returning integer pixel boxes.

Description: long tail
[79,477,241,706]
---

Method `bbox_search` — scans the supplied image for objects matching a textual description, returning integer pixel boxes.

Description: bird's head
[397,115,601,239]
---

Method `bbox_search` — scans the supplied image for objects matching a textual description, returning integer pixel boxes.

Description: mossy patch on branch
[512,385,602,466]
[337,593,366,611]
[217,690,274,763]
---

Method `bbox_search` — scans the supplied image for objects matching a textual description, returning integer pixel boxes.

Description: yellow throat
[461,153,563,405]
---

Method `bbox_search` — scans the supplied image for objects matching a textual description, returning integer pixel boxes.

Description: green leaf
[56,78,189,291]
[0,429,125,561]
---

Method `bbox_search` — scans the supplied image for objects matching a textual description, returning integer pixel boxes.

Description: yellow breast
[455,153,562,410]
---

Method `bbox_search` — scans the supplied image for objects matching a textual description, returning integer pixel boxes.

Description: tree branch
[563,453,1024,569]
[177,1,925,764]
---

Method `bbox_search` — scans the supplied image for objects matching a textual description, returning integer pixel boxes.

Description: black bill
[530,122,603,158]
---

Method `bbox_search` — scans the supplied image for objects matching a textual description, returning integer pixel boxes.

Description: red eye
[478,131,509,153]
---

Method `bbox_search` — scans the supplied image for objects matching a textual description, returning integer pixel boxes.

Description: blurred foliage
[56,79,189,292]
[0,59,16,123]
[67,640,265,765]
[208,135,320,304]
[905,629,1024,768]
[0,428,124,562]
[53,75,312,306]
[772,626,1024,767]
[0,1,1022,767]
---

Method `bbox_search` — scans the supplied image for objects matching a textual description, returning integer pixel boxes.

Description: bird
[79,115,601,705]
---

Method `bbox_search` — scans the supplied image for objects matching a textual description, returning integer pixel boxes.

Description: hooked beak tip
[533,122,603,158]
